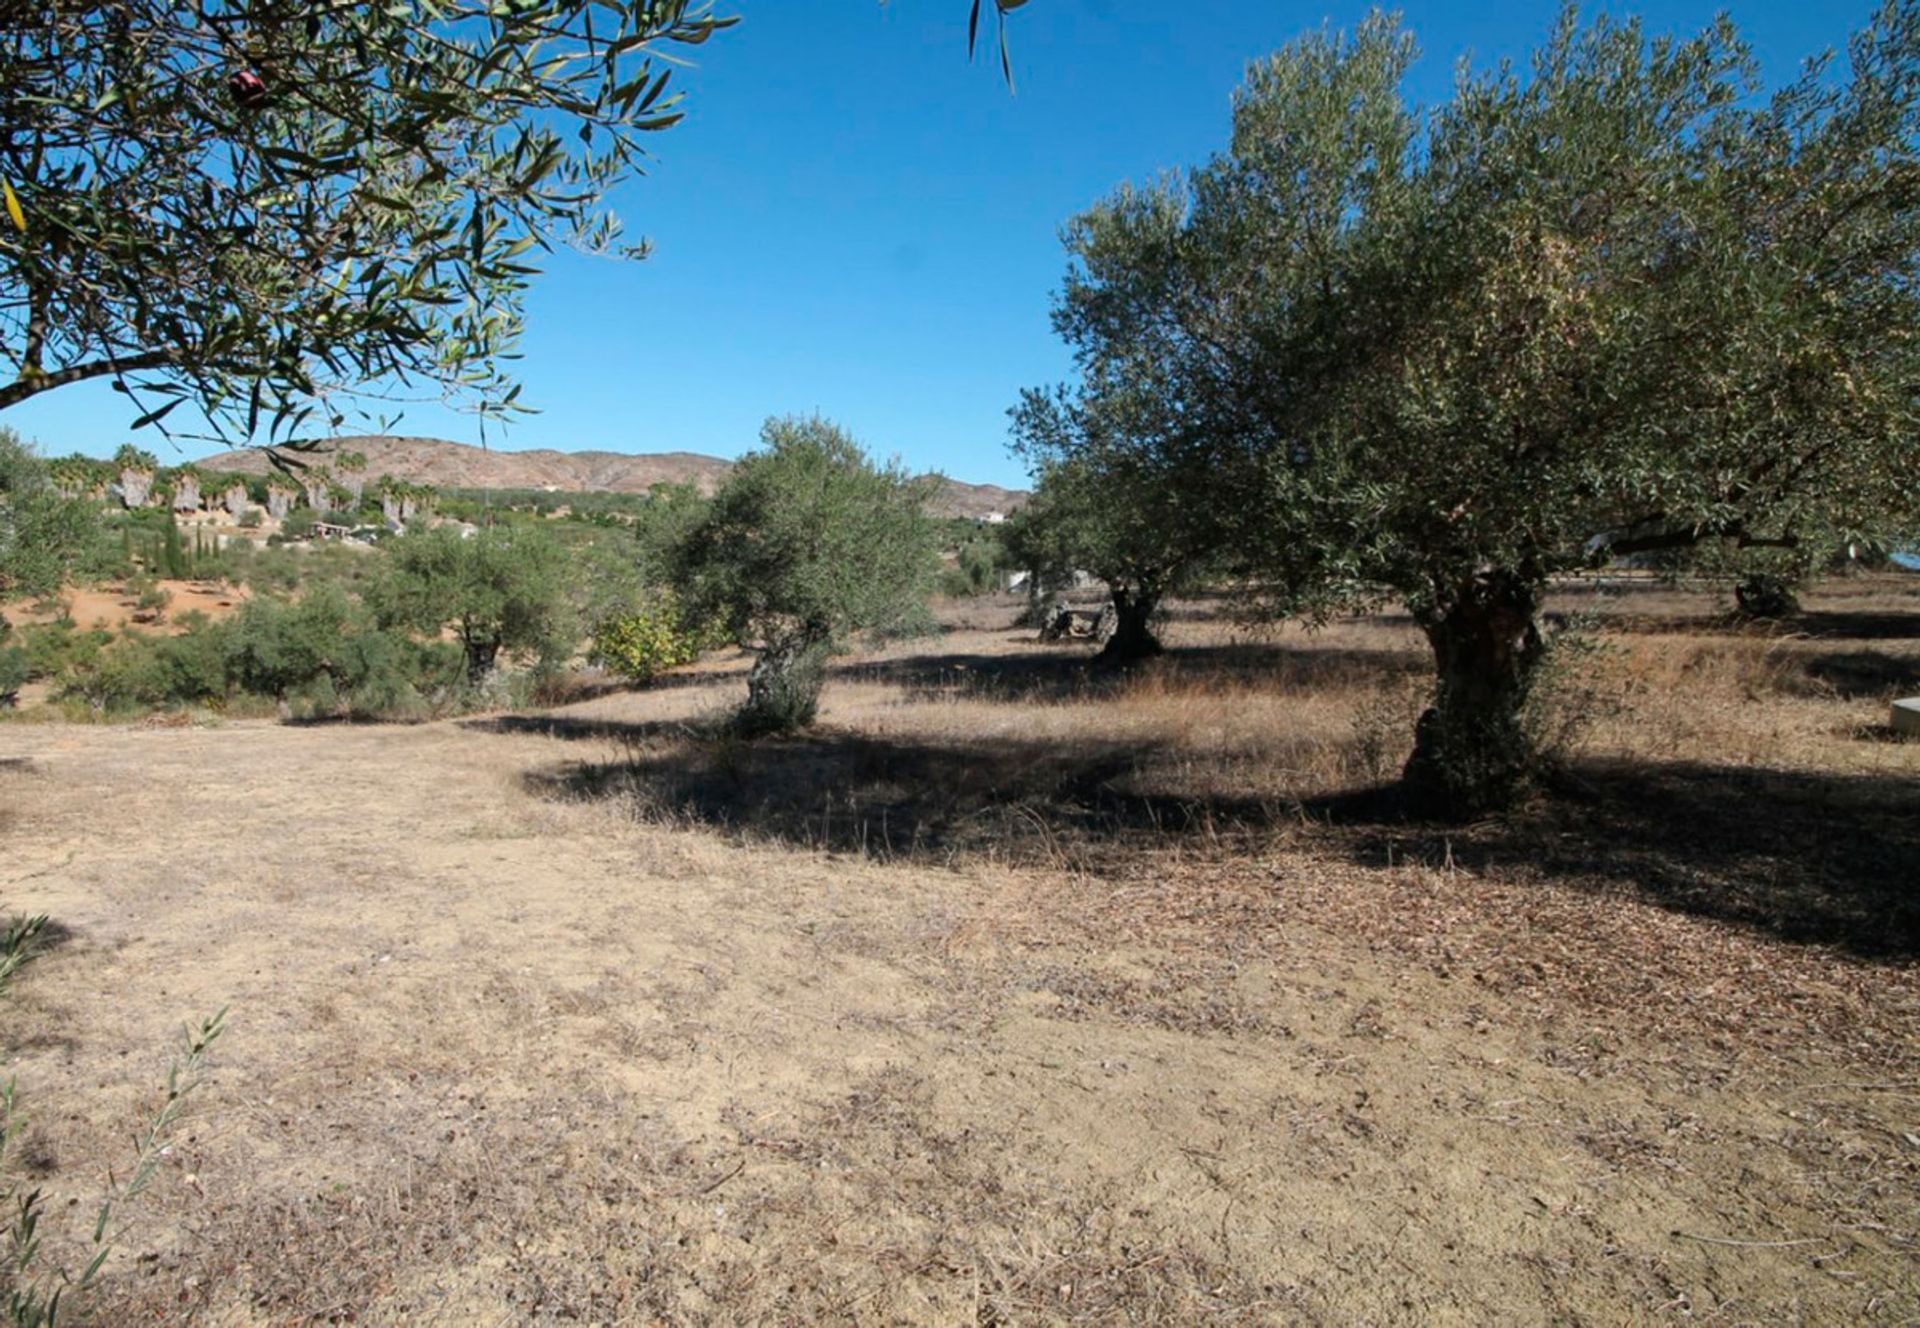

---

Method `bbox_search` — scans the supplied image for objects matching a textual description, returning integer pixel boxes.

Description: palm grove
[1012,4,1920,814]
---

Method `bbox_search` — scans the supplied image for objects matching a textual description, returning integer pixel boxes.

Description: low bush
[15,622,109,684]
[589,592,709,685]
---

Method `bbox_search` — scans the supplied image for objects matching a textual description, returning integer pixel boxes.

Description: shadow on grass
[526,715,1919,956]
[835,640,1429,705]
[1325,760,1920,959]
[1597,606,1920,641]
[1804,650,1920,699]
[510,636,1916,959]
[524,727,1289,867]
[463,714,700,744]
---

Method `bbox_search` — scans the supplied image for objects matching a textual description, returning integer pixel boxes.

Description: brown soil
[3,578,252,636]
[0,578,1915,1323]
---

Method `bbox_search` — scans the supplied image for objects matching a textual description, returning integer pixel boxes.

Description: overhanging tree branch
[0,350,178,411]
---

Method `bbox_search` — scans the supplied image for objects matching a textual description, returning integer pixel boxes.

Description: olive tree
[1040,5,1920,815]
[671,416,939,734]
[370,524,570,681]
[1009,354,1226,662]
[0,2,731,444]
[0,428,101,604]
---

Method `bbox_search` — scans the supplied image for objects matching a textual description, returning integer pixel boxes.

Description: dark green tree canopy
[1008,386,1221,660]
[0,2,730,442]
[672,415,938,731]
[673,415,939,650]
[370,523,570,679]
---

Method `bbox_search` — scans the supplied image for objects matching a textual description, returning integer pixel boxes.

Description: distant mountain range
[197,435,1028,520]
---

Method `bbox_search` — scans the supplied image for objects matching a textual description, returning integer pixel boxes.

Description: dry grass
[0,574,1916,1323]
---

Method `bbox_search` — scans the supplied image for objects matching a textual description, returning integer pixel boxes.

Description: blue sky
[5,1,1875,489]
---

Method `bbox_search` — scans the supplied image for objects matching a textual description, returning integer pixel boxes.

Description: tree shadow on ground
[524,715,1919,956]
[524,727,1288,867]
[1803,650,1920,699]
[1792,608,1920,642]
[1596,606,1920,641]
[462,714,700,745]
[1320,760,1920,959]
[835,640,1429,705]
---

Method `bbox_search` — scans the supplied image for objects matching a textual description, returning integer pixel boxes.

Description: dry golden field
[1,575,1916,1324]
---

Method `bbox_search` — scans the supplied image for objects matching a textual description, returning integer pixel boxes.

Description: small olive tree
[1008,387,1219,663]
[672,416,939,734]
[370,524,570,681]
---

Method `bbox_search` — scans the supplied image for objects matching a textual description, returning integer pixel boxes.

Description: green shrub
[224,586,362,704]
[48,614,231,714]
[225,588,456,720]
[154,613,231,703]
[14,621,109,683]
[134,582,172,617]
[589,592,705,685]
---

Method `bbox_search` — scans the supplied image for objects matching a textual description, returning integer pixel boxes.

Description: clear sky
[4,1,1877,489]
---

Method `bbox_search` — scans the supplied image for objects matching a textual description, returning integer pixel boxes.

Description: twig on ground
[1672,1231,1832,1249]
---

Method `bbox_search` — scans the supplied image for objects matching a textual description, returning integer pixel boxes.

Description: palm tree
[48,458,90,499]
[378,476,406,526]
[301,465,335,513]
[169,463,203,512]
[113,443,157,509]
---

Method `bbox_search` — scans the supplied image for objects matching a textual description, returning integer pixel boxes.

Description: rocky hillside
[198,435,1027,520]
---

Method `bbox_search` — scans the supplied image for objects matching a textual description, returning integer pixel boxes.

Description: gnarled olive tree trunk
[1095,585,1162,665]
[462,635,501,682]
[1403,573,1545,817]
[740,625,831,735]
[1734,572,1801,620]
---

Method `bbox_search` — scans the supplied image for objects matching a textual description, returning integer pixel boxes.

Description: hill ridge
[197,435,1027,520]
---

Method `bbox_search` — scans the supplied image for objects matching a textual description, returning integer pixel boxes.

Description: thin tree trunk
[1403,573,1545,817]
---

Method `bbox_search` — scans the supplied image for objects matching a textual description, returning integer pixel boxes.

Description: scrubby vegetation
[0,418,1006,727]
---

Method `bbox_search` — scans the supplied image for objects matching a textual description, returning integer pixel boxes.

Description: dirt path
[1,679,1915,1322]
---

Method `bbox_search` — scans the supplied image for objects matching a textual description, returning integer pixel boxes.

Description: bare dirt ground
[1,577,1917,1324]
[1,578,252,636]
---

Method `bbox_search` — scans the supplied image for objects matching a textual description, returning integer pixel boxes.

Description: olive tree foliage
[1040,4,1920,815]
[369,524,570,681]
[671,416,939,734]
[0,427,101,704]
[0,1,732,445]
[0,428,101,605]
